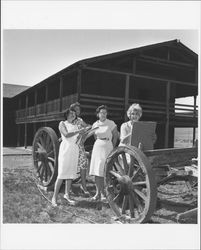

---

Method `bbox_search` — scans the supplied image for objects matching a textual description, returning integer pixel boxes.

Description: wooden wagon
[32,123,198,223]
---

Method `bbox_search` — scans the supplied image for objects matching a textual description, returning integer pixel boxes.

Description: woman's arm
[111,126,119,147]
[120,123,131,145]
[59,121,85,139]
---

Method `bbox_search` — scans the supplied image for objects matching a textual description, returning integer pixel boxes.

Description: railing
[47,99,60,113]
[15,93,78,121]
[129,98,198,118]
[62,94,78,111]
[80,93,125,117]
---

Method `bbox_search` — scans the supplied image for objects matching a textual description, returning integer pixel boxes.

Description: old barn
[5,39,198,148]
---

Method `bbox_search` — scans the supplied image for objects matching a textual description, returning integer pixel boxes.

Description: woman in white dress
[51,109,85,206]
[89,105,119,201]
[120,103,157,147]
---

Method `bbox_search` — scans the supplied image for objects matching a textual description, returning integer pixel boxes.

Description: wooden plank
[77,69,82,101]
[144,147,197,168]
[165,81,170,148]
[80,98,123,107]
[80,93,124,101]
[45,85,48,114]
[59,76,63,112]
[17,124,20,147]
[24,123,27,148]
[85,66,197,87]
[124,75,130,120]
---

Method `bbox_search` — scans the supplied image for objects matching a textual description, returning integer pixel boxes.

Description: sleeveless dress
[89,119,116,177]
[57,121,79,179]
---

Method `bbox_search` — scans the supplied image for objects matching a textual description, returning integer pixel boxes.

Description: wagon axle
[110,171,133,195]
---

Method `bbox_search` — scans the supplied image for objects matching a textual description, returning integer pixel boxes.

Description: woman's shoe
[51,199,58,207]
[63,194,76,206]
[80,186,90,197]
[90,194,100,201]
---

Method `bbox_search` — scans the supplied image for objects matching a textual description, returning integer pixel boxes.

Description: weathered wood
[45,85,48,114]
[193,95,197,142]
[177,208,197,222]
[77,69,82,102]
[24,123,27,148]
[80,93,123,101]
[17,124,20,146]
[144,147,198,168]
[85,66,197,87]
[124,75,130,120]
[165,81,170,148]
[59,76,63,112]
[34,91,37,116]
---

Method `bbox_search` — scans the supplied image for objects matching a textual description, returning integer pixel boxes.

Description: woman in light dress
[120,103,157,147]
[51,109,86,206]
[89,105,119,201]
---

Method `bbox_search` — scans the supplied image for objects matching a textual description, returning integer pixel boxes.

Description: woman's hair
[127,103,142,119]
[70,102,80,111]
[64,108,73,120]
[96,105,108,117]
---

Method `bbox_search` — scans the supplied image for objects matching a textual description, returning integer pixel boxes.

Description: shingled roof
[3,83,30,98]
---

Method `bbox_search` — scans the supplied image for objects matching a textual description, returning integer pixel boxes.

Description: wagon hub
[37,148,48,161]
[117,175,133,195]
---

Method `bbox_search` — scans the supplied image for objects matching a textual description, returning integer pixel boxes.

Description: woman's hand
[120,133,131,144]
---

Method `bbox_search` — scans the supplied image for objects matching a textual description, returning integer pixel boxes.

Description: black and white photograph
[1,1,200,250]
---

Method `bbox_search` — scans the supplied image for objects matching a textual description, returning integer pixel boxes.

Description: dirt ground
[2,154,197,224]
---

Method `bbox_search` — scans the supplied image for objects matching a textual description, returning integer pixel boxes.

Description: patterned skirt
[77,144,88,173]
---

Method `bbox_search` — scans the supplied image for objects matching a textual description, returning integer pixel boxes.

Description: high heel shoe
[80,186,90,197]
[63,194,76,206]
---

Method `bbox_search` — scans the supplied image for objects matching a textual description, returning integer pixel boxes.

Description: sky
[3,29,199,87]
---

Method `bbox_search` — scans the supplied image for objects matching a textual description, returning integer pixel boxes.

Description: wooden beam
[24,123,27,148]
[59,76,63,112]
[84,66,197,87]
[34,90,37,116]
[165,81,170,148]
[124,75,130,120]
[17,124,20,147]
[193,95,197,142]
[77,69,82,102]
[45,84,48,113]
[139,54,195,68]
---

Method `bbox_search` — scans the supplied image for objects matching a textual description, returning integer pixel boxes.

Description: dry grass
[3,155,197,224]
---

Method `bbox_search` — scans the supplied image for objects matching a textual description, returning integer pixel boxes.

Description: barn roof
[3,83,30,98]
[13,39,198,98]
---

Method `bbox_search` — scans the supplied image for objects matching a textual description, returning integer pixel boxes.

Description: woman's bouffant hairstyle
[127,103,142,119]
[96,105,108,117]
[70,102,80,111]
[64,108,74,120]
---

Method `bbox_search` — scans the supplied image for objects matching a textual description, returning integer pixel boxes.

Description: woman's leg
[65,179,72,196]
[52,178,63,205]
[93,176,104,199]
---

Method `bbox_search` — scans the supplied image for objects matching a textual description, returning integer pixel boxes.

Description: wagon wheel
[32,127,59,187]
[105,146,157,223]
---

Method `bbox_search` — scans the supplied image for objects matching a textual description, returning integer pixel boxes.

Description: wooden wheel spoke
[47,150,54,156]
[131,190,143,213]
[128,193,135,218]
[133,188,147,202]
[37,162,43,173]
[37,142,44,151]
[44,164,48,182]
[109,170,121,179]
[108,199,121,217]
[121,152,129,174]
[113,160,125,176]
[38,136,46,149]
[39,163,45,181]
[45,135,52,150]
[48,157,55,163]
[131,167,142,181]
[113,193,121,203]
[122,195,129,214]
[48,161,54,173]
[133,181,147,187]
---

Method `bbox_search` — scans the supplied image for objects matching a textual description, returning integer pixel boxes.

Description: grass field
[3,154,197,224]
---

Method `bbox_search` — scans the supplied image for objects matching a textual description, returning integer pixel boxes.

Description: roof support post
[45,84,48,114]
[165,81,170,148]
[24,123,27,148]
[124,74,130,121]
[193,95,197,143]
[59,76,63,112]
[17,124,20,147]
[77,68,82,102]
[34,90,37,116]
